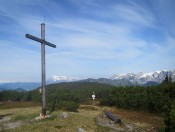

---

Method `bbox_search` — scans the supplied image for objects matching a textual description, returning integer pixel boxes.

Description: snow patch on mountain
[47,75,81,84]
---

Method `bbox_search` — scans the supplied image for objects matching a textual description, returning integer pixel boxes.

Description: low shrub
[49,100,79,112]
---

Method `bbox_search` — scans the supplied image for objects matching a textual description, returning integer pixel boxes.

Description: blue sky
[0,0,175,82]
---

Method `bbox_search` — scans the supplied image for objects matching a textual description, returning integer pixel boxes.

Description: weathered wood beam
[26,34,56,48]
[105,111,121,123]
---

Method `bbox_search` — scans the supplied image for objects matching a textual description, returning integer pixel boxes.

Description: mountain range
[0,70,174,91]
[111,70,175,85]
[0,82,40,91]
[48,70,175,86]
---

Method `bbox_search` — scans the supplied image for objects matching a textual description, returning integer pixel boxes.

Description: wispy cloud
[0,0,175,81]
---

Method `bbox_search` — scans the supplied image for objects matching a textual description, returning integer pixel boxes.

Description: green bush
[60,101,79,112]
[164,101,175,132]
[49,100,79,112]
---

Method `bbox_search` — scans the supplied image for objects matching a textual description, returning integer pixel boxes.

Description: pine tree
[162,73,173,84]
[169,76,172,84]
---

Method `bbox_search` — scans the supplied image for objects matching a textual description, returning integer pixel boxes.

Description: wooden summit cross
[26,23,56,117]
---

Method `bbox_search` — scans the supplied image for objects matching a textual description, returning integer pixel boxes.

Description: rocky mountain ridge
[111,70,175,85]
[1,70,174,90]
[48,70,175,86]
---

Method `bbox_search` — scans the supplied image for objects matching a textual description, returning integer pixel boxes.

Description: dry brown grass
[110,107,164,130]
[0,101,40,109]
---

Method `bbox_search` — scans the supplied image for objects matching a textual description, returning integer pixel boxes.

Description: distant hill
[45,82,115,91]
[143,81,159,87]
[0,82,40,91]
[80,78,133,86]
[0,87,6,91]
[13,88,27,92]
[0,87,26,92]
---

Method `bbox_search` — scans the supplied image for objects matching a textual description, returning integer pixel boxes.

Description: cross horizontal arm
[26,34,56,48]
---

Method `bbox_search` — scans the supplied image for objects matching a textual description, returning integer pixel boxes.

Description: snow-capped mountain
[47,70,175,86]
[47,75,81,84]
[111,70,175,85]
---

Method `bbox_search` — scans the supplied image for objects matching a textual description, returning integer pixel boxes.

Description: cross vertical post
[25,23,56,117]
[41,23,46,116]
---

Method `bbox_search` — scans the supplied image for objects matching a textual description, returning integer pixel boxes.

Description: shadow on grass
[54,125,63,129]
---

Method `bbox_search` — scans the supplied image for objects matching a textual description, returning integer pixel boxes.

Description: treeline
[100,83,175,113]
[0,81,174,113]
[0,82,114,111]
[0,90,29,102]
[0,82,110,101]
[46,82,113,112]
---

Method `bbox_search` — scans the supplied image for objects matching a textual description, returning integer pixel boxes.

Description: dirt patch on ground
[0,116,11,123]
[2,121,22,130]
[0,114,13,123]
[0,114,22,131]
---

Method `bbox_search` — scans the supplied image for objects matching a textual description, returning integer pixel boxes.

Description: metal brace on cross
[25,23,56,116]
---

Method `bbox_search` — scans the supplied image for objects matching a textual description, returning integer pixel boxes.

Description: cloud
[0,39,41,81]
[0,0,175,81]
[150,0,175,36]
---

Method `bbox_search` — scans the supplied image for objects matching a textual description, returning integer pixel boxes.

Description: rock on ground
[77,127,87,132]
[96,117,124,131]
[59,112,69,119]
